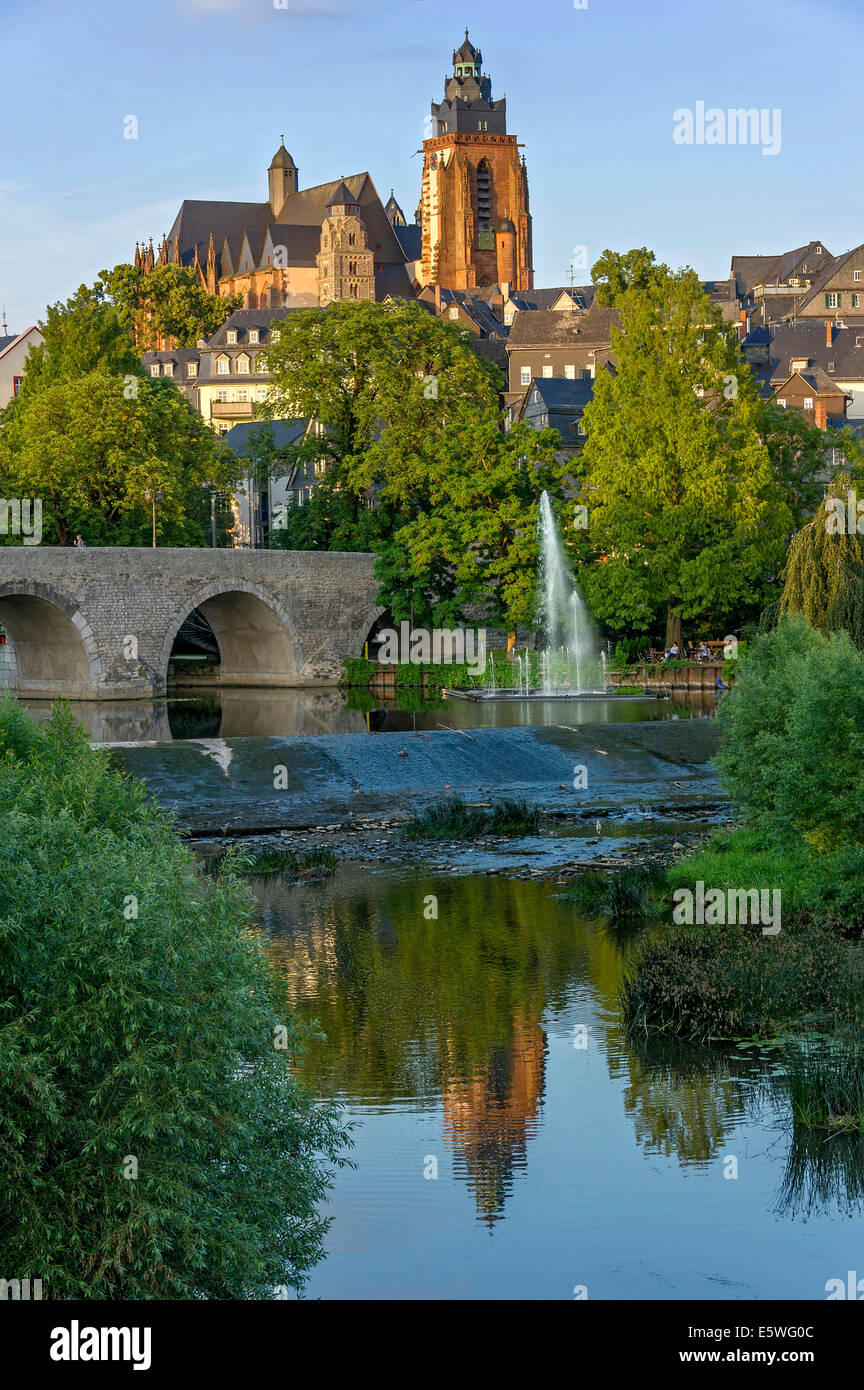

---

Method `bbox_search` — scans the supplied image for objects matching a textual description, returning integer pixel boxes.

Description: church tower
[316,182,375,306]
[268,140,298,219]
[419,33,533,292]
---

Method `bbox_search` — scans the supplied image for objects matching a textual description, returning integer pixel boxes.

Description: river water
[254,864,864,1301]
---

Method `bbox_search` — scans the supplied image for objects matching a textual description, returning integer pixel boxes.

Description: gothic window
[350,284,358,299]
[349,232,356,246]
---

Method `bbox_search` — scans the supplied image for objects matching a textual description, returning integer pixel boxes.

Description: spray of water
[536,492,603,694]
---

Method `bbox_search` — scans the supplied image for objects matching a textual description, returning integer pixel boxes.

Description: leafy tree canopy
[575,257,791,646]
[0,371,238,545]
[99,262,241,349]
[591,247,671,306]
[261,300,567,629]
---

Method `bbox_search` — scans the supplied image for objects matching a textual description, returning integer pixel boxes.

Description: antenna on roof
[0,306,6,337]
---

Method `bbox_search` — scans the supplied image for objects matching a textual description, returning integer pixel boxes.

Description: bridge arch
[160,581,303,687]
[0,583,103,695]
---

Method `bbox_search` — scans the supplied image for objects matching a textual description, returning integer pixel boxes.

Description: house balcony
[211,400,256,419]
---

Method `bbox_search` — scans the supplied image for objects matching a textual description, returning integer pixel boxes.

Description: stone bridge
[0,548,382,699]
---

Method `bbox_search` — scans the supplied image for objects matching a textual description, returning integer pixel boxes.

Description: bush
[622,922,864,1041]
[342,657,377,687]
[0,700,349,1298]
[716,615,864,847]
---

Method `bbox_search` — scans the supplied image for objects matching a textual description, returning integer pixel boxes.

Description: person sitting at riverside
[662,642,680,662]
[698,642,709,662]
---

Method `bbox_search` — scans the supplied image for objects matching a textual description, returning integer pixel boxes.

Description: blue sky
[2,0,861,330]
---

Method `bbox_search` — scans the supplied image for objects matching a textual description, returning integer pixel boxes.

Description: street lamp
[143,489,164,548]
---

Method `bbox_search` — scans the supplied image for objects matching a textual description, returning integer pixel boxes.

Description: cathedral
[134,154,413,313]
[134,33,532,312]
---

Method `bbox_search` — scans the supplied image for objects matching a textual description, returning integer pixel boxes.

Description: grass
[215,845,337,880]
[783,1036,864,1131]
[401,795,544,840]
[564,865,664,925]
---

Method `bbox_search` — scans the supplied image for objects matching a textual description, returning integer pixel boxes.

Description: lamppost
[143,489,164,548]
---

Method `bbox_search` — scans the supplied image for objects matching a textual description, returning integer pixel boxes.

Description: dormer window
[271,329,280,343]
[163,363,173,376]
[217,355,229,374]
[227,330,237,345]
[150,364,159,377]
[449,305,459,319]
[236,354,250,374]
[188,361,198,377]
[248,329,259,344]
[816,246,823,254]
[255,356,267,373]
[791,357,808,371]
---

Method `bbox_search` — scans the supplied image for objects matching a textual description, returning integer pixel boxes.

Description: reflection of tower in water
[441,1006,547,1226]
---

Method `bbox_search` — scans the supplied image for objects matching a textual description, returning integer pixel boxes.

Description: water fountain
[456,492,666,702]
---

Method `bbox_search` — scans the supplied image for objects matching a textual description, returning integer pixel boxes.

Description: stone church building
[135,152,414,311]
[135,33,532,312]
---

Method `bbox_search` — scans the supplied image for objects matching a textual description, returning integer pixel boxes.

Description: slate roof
[731,242,833,298]
[506,304,619,348]
[393,223,422,261]
[438,287,507,338]
[789,244,863,314]
[205,307,293,348]
[746,320,864,398]
[509,286,595,312]
[221,419,309,457]
[0,336,17,354]
[164,171,412,300]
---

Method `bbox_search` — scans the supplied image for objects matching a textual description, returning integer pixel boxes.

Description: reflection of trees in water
[773,1128,864,1220]
[609,1033,763,1164]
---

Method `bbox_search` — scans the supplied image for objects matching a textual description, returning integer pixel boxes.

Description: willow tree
[576,259,790,647]
[781,478,864,647]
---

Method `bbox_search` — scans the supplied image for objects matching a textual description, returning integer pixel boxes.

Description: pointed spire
[172,235,180,265]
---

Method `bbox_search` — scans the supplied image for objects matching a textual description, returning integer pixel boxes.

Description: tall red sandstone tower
[419,32,533,293]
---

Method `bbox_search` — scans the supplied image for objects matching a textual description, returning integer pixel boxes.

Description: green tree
[262,301,566,629]
[0,371,238,545]
[758,399,835,529]
[576,261,790,646]
[98,262,240,349]
[0,699,349,1298]
[591,247,671,306]
[780,477,864,646]
[16,283,141,399]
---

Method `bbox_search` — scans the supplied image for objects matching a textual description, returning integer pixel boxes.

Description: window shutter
[825,294,831,307]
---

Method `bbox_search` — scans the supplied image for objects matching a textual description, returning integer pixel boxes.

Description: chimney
[827,319,834,347]
[434,284,441,313]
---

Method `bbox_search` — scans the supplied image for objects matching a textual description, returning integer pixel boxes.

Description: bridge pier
[0,548,381,700]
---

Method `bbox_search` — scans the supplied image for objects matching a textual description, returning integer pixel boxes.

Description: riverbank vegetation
[402,795,544,840]
[0,697,349,1297]
[619,617,864,1125]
